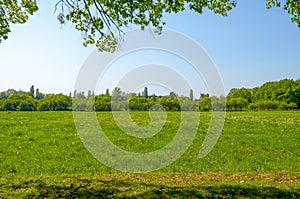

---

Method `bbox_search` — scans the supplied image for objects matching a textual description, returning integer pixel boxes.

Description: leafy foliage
[54,0,236,52]
[227,79,300,111]
[1,1,300,51]
[38,94,72,111]
[226,97,248,111]
[0,0,38,42]
[1,79,300,112]
[266,0,300,27]
[1,93,37,111]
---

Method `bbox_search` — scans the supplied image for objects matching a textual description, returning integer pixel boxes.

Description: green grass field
[0,111,299,198]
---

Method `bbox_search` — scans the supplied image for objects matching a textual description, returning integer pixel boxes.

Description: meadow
[0,111,299,198]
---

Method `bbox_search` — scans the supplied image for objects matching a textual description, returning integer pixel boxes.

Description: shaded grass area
[1,173,299,198]
[0,111,299,198]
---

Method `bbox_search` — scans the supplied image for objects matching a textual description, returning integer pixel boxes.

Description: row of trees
[1,79,299,111]
[0,93,72,111]
[0,86,223,112]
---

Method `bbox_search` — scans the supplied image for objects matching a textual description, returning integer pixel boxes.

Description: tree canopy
[0,0,299,51]
[226,79,300,111]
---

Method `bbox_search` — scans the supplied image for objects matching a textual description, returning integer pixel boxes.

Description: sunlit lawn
[0,111,299,198]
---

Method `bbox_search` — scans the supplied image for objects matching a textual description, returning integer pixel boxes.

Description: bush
[226,97,248,111]
[3,93,37,111]
[248,100,297,111]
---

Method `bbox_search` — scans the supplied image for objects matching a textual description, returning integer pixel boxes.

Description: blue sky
[0,1,299,96]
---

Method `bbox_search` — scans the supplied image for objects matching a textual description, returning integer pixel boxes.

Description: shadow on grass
[4,178,300,198]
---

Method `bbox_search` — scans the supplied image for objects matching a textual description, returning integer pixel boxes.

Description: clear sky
[0,1,299,96]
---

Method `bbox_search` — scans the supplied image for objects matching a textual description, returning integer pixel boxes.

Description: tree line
[226,79,300,111]
[0,78,299,112]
